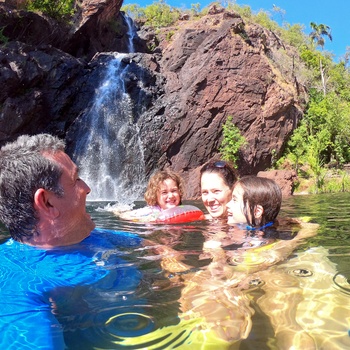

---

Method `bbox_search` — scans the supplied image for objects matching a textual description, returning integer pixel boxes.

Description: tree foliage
[26,0,75,20]
[219,116,246,169]
[309,22,332,50]
[123,0,179,27]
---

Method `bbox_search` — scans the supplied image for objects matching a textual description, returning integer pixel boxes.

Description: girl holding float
[114,169,204,223]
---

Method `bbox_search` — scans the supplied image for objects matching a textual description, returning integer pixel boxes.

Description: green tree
[309,22,332,50]
[306,130,330,193]
[219,116,246,168]
[26,0,75,20]
[121,4,145,20]
[190,3,201,16]
[281,23,306,49]
[309,22,332,95]
[281,121,309,173]
[272,4,285,22]
[143,0,179,27]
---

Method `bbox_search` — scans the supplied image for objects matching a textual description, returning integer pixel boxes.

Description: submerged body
[0,229,142,349]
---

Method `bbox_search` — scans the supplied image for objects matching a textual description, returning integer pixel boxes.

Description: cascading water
[124,14,136,54]
[68,15,147,203]
[70,55,146,202]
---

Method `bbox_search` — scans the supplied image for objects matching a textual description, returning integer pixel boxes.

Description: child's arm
[114,206,160,222]
[225,220,319,274]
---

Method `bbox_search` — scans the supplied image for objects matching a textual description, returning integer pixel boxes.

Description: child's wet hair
[235,175,282,227]
[144,170,184,206]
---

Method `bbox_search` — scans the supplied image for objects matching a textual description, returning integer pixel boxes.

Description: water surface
[1,193,350,349]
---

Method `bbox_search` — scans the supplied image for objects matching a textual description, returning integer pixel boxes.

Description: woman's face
[201,172,232,219]
[226,183,248,224]
[157,178,181,210]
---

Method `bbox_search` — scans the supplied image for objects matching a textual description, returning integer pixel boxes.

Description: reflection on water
[1,194,350,349]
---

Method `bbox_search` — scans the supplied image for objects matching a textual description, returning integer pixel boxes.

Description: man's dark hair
[0,134,66,241]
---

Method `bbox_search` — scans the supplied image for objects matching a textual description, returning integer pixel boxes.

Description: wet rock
[0,42,88,143]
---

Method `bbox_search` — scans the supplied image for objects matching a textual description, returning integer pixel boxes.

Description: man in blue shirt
[0,134,144,349]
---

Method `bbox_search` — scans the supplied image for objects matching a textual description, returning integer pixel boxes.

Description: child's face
[226,184,249,224]
[157,178,181,210]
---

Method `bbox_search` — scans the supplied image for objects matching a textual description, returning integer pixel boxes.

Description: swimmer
[226,175,281,228]
[0,134,192,349]
[200,160,237,221]
[115,170,184,222]
[210,176,311,270]
[200,176,282,266]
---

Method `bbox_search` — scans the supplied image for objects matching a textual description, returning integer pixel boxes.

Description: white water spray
[71,54,146,202]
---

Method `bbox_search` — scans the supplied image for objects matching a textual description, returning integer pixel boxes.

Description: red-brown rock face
[138,11,306,198]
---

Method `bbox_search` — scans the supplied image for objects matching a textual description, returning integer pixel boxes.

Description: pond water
[1,193,350,349]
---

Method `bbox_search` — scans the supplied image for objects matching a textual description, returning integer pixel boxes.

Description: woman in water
[206,175,300,266]
[115,170,184,222]
[200,160,237,221]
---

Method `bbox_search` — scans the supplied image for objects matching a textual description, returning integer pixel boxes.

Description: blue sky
[123,0,349,62]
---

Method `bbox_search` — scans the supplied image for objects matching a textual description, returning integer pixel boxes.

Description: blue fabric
[0,228,143,350]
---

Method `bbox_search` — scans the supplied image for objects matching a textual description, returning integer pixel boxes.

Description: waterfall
[67,14,149,203]
[69,54,147,202]
[123,13,136,53]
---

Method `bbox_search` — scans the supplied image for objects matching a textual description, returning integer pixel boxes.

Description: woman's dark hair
[235,175,282,227]
[200,160,237,189]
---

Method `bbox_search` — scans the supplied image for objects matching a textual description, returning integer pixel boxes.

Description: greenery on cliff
[123,1,350,194]
[24,0,75,20]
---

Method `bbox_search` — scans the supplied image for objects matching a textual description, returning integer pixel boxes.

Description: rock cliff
[0,1,306,198]
[137,10,305,197]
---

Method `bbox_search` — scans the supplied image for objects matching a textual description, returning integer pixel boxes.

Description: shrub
[219,116,246,168]
[26,0,75,21]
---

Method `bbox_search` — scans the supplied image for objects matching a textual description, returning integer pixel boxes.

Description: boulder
[257,170,298,197]
[0,41,88,143]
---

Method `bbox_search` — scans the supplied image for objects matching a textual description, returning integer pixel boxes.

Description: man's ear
[254,204,264,219]
[34,188,59,218]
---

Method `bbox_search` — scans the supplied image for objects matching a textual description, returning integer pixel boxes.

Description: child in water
[115,170,184,222]
[205,176,313,270]
[202,175,283,255]
[226,175,281,228]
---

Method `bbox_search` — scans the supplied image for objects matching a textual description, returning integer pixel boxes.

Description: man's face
[44,151,95,246]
